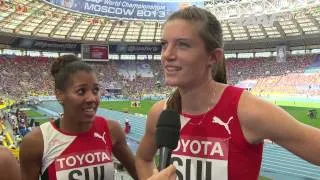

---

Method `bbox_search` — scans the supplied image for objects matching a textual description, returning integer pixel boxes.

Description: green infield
[23,110,44,117]
[100,100,157,115]
[100,100,320,128]
[280,106,320,128]
[23,109,50,125]
[36,118,51,124]
[30,99,319,128]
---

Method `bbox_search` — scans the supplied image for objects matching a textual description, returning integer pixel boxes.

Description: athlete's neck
[179,80,221,115]
[59,115,93,133]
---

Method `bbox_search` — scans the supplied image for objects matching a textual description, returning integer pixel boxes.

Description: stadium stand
[1,55,319,100]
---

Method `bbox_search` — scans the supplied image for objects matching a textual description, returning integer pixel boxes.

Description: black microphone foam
[156,109,181,149]
[156,109,181,170]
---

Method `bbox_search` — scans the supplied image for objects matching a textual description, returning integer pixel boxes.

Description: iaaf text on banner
[109,44,161,54]
[12,38,81,52]
[46,0,203,21]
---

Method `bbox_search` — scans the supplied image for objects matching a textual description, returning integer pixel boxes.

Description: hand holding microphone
[148,165,177,180]
[155,109,181,171]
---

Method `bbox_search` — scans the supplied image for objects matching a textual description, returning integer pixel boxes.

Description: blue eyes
[160,42,190,50]
[178,42,190,48]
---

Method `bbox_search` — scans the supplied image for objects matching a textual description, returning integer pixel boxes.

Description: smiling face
[57,70,100,124]
[161,19,215,89]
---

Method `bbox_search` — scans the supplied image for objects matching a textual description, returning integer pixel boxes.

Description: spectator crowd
[0,54,319,101]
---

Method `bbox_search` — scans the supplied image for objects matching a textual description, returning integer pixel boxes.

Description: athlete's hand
[147,165,176,180]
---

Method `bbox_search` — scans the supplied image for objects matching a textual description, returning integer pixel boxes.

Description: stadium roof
[0,0,320,51]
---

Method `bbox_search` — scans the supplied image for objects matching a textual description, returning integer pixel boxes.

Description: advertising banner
[45,0,204,21]
[12,38,81,52]
[109,44,161,54]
